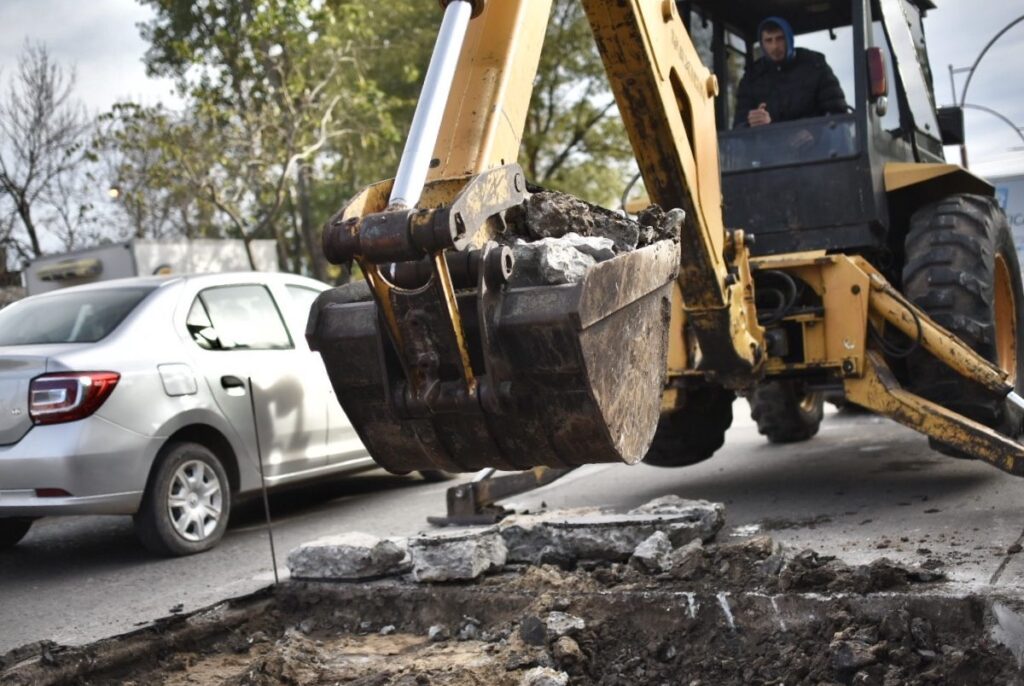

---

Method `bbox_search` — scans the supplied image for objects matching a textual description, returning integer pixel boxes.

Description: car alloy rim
[167,459,223,542]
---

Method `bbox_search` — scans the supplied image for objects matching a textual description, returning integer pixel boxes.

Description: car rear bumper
[0,490,142,516]
[0,415,156,516]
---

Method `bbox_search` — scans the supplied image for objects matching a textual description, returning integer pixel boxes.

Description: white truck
[23,239,279,296]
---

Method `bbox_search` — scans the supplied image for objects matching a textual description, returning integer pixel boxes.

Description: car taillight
[29,372,120,425]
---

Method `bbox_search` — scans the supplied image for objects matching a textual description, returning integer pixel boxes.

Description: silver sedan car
[0,272,428,556]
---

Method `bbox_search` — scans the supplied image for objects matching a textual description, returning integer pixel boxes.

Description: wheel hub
[167,459,223,542]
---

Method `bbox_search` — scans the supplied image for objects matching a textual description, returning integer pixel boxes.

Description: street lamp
[947,14,1024,167]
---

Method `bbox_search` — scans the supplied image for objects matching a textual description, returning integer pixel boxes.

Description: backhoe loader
[306,0,1024,480]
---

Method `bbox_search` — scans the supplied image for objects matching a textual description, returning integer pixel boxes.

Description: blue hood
[758,16,796,62]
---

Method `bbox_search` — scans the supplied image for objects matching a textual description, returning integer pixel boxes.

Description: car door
[185,283,328,481]
[280,283,369,466]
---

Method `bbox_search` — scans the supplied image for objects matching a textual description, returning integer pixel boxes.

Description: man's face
[761,27,787,63]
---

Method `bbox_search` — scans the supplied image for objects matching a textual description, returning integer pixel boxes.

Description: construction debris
[409,527,508,582]
[287,531,408,580]
[5,497,1022,686]
[498,500,724,565]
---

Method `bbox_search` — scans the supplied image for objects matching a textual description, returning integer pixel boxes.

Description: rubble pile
[505,192,679,286]
[5,497,1022,686]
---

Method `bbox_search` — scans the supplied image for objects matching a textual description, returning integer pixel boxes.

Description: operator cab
[680,0,960,258]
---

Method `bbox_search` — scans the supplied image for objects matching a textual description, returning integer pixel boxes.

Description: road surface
[1,404,1022,653]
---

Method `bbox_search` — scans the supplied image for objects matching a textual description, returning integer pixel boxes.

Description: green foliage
[131,0,407,273]
[521,0,635,207]
[101,0,637,275]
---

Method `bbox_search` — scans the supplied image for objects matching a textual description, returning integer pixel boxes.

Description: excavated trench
[5,534,1024,686]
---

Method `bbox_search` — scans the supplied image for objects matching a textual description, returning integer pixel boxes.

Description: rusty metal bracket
[322,164,525,266]
[427,467,576,527]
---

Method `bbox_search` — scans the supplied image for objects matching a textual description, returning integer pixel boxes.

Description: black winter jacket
[733,48,848,128]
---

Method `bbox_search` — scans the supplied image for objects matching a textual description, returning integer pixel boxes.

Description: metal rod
[389,1,473,209]
[959,15,1024,107]
[1007,391,1024,412]
[247,377,279,585]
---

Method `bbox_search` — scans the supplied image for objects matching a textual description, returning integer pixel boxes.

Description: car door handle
[221,375,246,390]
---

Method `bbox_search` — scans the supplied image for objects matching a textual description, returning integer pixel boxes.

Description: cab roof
[686,0,935,40]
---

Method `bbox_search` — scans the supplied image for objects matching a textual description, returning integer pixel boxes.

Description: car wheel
[0,518,34,550]
[419,470,456,483]
[134,441,231,556]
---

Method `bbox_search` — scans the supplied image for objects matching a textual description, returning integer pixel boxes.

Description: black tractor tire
[643,385,734,467]
[749,380,824,444]
[902,194,1024,450]
[134,442,232,557]
[0,518,33,549]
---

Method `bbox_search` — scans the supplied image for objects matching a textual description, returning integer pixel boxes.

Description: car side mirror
[937,106,965,146]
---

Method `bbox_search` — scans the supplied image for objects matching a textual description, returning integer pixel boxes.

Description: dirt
[5,535,1022,686]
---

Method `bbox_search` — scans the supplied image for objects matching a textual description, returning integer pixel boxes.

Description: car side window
[285,285,320,320]
[190,285,293,351]
[284,285,322,350]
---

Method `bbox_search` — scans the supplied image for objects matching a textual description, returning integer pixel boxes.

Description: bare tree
[0,42,91,258]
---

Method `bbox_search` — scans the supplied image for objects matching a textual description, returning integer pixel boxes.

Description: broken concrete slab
[631,531,674,573]
[628,494,721,518]
[409,527,507,582]
[499,499,724,565]
[509,234,616,286]
[286,531,408,580]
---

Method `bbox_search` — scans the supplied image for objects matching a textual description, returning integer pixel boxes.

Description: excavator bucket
[307,226,680,474]
[304,1,684,473]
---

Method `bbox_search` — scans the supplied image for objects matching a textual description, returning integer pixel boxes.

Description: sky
[0,0,1022,179]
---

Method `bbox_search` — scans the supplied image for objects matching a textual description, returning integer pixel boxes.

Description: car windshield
[0,287,156,345]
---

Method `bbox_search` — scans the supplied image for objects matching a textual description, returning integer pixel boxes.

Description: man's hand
[747,102,771,127]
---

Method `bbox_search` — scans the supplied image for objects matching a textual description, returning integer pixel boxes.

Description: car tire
[134,441,232,557]
[749,380,824,444]
[419,470,456,483]
[0,518,33,549]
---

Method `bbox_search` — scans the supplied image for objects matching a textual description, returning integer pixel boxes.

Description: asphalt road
[2,404,1023,654]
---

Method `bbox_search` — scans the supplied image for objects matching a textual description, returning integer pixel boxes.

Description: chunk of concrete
[830,639,877,671]
[668,538,705,579]
[631,531,674,573]
[519,615,547,646]
[510,237,600,286]
[287,532,409,580]
[515,191,641,252]
[552,636,583,664]
[499,501,724,565]
[545,612,585,639]
[409,527,507,582]
[628,495,720,518]
[519,667,570,686]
